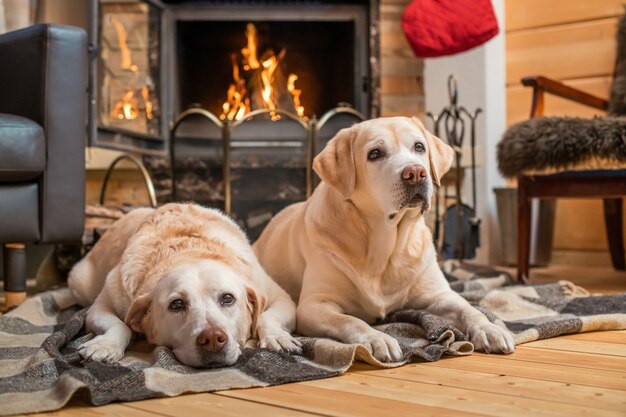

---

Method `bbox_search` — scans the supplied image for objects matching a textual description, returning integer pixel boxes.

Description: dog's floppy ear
[313,127,357,199]
[246,286,267,339]
[124,293,152,334]
[427,132,454,186]
[412,117,454,186]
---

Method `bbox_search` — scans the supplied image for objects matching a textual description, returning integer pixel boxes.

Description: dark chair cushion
[497,116,626,177]
[0,113,45,182]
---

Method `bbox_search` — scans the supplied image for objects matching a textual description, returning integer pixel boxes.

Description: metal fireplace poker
[427,75,482,261]
[169,106,365,239]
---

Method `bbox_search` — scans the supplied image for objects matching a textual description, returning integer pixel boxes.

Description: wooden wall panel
[553,199,608,250]
[506,18,617,85]
[380,0,424,117]
[381,75,423,95]
[505,0,623,32]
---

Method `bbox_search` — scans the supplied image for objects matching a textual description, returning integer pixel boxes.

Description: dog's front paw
[259,328,303,354]
[79,335,125,363]
[469,323,516,354]
[355,330,403,363]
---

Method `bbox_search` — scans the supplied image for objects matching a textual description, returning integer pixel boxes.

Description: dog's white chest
[354,270,413,322]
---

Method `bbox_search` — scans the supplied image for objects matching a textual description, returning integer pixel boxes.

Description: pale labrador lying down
[68,203,300,367]
[254,116,515,362]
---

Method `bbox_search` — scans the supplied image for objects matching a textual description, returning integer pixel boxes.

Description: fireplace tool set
[427,75,482,260]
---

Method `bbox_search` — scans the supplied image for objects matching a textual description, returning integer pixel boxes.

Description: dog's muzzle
[401,165,430,210]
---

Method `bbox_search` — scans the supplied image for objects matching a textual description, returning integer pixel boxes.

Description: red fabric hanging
[402,0,500,58]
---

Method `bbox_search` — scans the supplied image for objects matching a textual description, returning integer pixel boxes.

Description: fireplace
[90,0,379,151]
[89,0,379,238]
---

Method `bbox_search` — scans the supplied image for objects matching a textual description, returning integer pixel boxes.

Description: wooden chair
[501,74,626,282]
[497,12,626,282]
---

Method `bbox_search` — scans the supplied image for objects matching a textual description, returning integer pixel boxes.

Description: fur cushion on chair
[497,116,626,177]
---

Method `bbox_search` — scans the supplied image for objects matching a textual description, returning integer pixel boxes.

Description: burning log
[220,23,306,121]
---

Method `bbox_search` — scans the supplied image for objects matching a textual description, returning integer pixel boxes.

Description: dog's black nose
[402,165,427,186]
[197,326,228,352]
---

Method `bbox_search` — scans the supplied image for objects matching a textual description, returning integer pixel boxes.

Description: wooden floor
[20,265,626,417]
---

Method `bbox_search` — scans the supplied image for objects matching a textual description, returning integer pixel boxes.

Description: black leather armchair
[0,24,86,308]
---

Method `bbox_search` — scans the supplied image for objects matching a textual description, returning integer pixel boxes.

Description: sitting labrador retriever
[68,203,300,367]
[254,117,515,362]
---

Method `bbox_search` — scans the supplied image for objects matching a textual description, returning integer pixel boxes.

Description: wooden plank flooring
[22,266,626,417]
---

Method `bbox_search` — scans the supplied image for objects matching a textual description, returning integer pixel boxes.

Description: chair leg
[603,198,625,271]
[3,243,27,309]
[517,178,532,283]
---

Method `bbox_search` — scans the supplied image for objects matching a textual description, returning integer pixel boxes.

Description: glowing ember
[220,23,306,121]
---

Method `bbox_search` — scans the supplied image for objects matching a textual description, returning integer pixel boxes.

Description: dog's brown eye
[414,142,425,153]
[368,149,383,161]
[220,293,236,306]
[169,298,185,311]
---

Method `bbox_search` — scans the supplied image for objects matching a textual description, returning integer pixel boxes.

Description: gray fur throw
[497,116,626,177]
[1,262,625,416]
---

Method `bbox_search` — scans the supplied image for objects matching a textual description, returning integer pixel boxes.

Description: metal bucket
[494,187,556,266]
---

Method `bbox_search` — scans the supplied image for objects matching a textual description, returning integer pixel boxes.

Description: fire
[241,23,260,70]
[261,54,279,120]
[141,86,153,120]
[288,74,304,118]
[109,17,154,122]
[110,17,138,72]
[220,53,249,121]
[220,23,306,121]
[111,90,139,120]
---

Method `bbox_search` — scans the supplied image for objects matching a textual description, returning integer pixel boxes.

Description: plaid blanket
[1,262,625,416]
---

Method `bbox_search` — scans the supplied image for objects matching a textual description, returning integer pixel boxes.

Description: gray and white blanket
[1,262,625,416]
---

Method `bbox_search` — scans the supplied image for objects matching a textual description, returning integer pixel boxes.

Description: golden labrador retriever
[254,117,515,362]
[68,203,300,367]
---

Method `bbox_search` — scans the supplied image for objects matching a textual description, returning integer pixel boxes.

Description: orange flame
[241,23,260,70]
[288,74,304,118]
[261,54,279,119]
[220,53,250,121]
[141,86,153,120]
[110,17,138,73]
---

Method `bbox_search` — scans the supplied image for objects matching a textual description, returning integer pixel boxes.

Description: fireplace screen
[98,1,161,136]
[167,107,365,240]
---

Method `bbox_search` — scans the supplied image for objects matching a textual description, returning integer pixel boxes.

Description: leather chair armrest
[0,24,87,242]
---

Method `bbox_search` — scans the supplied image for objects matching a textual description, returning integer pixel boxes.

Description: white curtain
[0,0,37,35]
